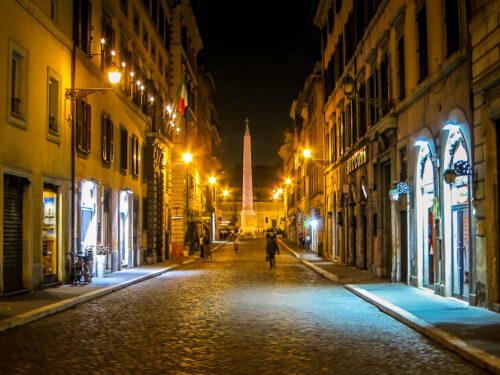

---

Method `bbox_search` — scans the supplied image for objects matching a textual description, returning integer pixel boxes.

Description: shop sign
[347,146,367,174]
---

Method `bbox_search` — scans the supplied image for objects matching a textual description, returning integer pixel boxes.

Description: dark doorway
[382,162,393,278]
[400,211,408,282]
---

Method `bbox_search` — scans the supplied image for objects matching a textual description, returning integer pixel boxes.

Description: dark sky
[196,1,320,167]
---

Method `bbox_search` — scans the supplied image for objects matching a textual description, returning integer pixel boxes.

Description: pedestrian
[199,234,205,261]
[299,232,304,249]
[203,234,212,261]
[305,233,311,251]
[234,234,239,253]
[266,233,279,269]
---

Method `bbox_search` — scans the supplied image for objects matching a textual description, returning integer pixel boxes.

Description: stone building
[307,0,480,305]
[283,62,326,255]
[469,0,500,310]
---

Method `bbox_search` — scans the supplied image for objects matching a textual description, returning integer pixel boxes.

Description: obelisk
[240,118,256,234]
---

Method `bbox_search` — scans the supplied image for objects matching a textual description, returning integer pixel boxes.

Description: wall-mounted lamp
[388,182,410,202]
[443,160,472,185]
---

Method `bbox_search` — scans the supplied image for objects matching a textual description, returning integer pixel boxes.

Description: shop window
[8,40,28,128]
[76,99,91,153]
[102,115,114,164]
[131,134,139,176]
[47,68,61,141]
[43,186,58,284]
[120,127,128,172]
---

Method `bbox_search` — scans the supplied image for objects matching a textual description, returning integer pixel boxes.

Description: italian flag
[177,74,188,115]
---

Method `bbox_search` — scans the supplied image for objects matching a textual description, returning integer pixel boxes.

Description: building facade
[0,0,219,296]
[285,0,491,307]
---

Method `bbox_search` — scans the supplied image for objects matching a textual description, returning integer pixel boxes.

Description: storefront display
[42,187,57,284]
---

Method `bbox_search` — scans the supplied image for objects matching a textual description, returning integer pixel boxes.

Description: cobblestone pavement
[0,239,487,375]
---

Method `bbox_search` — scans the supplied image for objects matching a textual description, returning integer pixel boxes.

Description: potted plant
[96,244,108,278]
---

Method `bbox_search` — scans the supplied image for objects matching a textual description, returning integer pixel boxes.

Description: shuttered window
[120,128,128,172]
[102,115,114,163]
[76,100,91,153]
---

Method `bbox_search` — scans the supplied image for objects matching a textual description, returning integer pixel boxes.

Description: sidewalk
[278,237,500,374]
[0,241,226,332]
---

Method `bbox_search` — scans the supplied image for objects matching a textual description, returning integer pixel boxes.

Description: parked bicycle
[72,247,94,285]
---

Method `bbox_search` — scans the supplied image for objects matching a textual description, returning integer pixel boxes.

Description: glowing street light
[222,189,229,197]
[209,176,216,185]
[107,65,122,85]
[285,178,292,185]
[303,149,312,158]
[182,152,193,164]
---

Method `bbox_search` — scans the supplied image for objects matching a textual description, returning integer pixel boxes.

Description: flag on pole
[177,73,188,115]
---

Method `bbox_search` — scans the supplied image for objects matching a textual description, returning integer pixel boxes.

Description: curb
[0,242,225,332]
[278,239,339,282]
[278,238,500,374]
[346,285,500,375]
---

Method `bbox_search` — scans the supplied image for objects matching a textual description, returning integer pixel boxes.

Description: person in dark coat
[266,234,280,269]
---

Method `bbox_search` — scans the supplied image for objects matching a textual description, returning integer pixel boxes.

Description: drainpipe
[69,41,76,282]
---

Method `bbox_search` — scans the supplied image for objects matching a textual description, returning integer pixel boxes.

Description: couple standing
[265,234,279,269]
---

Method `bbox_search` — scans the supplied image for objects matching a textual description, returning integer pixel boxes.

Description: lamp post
[66,55,122,278]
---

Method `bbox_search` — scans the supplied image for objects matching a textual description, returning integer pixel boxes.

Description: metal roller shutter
[3,174,25,294]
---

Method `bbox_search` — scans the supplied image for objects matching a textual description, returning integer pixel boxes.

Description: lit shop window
[43,187,58,284]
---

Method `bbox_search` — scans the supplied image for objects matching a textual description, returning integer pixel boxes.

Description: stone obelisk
[240,118,256,234]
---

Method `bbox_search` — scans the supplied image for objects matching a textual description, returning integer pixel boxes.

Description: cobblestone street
[0,239,488,375]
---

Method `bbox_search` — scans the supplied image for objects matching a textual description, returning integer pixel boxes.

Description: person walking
[234,235,240,253]
[299,232,304,249]
[204,234,212,261]
[266,233,279,269]
[199,234,205,261]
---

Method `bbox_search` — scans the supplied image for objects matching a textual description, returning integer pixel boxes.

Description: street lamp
[303,149,312,159]
[66,65,123,276]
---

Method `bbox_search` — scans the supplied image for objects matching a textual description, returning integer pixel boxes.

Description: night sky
[196,1,321,167]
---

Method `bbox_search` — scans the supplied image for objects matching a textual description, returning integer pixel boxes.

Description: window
[47,69,60,140]
[102,115,114,164]
[445,0,460,56]
[120,0,127,15]
[328,5,334,33]
[74,0,92,55]
[51,0,57,22]
[143,23,148,49]
[133,8,140,34]
[152,0,158,26]
[120,128,128,172]
[159,54,163,73]
[131,134,139,176]
[159,5,165,40]
[8,40,28,127]
[417,5,429,82]
[101,14,115,69]
[164,19,170,50]
[76,100,91,153]
[358,82,367,136]
[397,36,406,100]
[151,40,156,60]
[380,54,389,116]
[142,0,150,12]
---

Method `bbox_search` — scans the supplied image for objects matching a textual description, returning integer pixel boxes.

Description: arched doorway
[415,142,437,288]
[80,181,97,256]
[443,124,472,299]
[120,190,132,267]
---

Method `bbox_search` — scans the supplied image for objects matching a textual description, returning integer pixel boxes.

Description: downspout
[69,41,76,282]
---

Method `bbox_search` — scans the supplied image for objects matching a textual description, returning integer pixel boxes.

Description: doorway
[80,181,97,255]
[120,191,131,267]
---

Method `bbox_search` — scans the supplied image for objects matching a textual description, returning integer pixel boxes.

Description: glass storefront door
[42,186,58,284]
